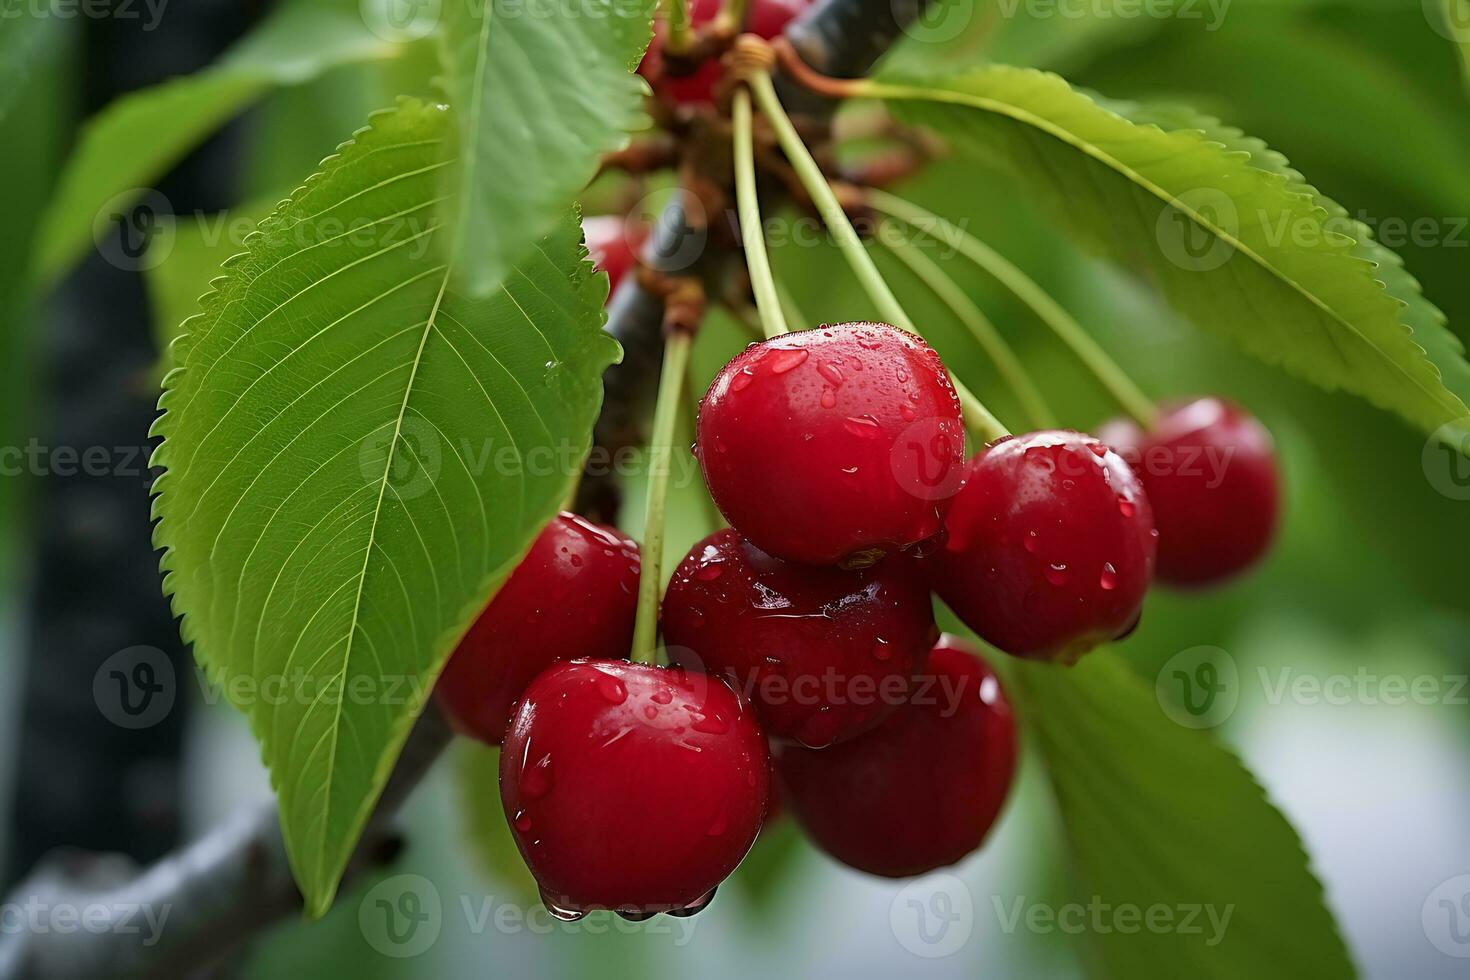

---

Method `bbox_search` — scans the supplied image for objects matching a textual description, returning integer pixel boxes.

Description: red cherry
[697,323,965,566]
[436,513,640,744]
[662,529,937,748]
[583,215,646,295]
[638,0,809,106]
[929,431,1156,663]
[774,635,1016,877]
[1098,397,1280,588]
[500,660,770,917]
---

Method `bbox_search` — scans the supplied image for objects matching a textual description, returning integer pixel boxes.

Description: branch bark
[0,705,452,979]
[0,0,929,974]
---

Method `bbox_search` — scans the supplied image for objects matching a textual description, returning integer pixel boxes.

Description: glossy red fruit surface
[662,529,937,747]
[774,635,1016,877]
[1098,397,1280,588]
[638,0,809,106]
[436,513,640,744]
[929,431,1156,663]
[583,215,645,295]
[501,660,770,916]
[697,323,965,566]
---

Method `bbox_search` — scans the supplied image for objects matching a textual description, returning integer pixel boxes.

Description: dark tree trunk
[4,0,260,888]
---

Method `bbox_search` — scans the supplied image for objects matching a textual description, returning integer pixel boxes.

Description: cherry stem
[732,87,790,339]
[714,0,749,33]
[745,68,1010,443]
[775,276,809,331]
[664,0,694,56]
[869,190,1160,428]
[631,330,693,666]
[683,358,726,531]
[881,230,1056,429]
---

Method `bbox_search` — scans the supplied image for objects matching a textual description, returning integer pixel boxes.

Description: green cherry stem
[714,0,749,33]
[774,276,809,332]
[681,359,726,532]
[631,329,693,666]
[868,189,1159,428]
[745,69,1009,443]
[664,0,694,56]
[881,230,1056,429]
[732,86,790,339]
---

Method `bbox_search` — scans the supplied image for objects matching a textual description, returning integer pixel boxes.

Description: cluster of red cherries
[436,312,1280,920]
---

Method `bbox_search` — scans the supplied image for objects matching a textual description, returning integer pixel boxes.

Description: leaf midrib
[312,263,453,891]
[866,77,1463,421]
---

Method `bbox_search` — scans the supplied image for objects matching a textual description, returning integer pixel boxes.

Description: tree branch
[0,0,929,974]
[0,705,452,979]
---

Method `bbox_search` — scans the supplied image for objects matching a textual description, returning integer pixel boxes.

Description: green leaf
[454,742,539,905]
[143,199,277,357]
[1108,100,1470,420]
[0,1,69,126]
[151,100,619,916]
[34,0,400,287]
[729,818,807,914]
[872,66,1470,442]
[437,0,654,295]
[1010,651,1355,979]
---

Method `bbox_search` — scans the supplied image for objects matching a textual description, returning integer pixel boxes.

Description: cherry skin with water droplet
[637,0,810,107]
[774,635,1016,877]
[662,529,937,747]
[436,513,640,744]
[697,323,966,566]
[927,431,1156,663]
[583,215,647,296]
[500,660,770,916]
[1098,397,1280,588]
